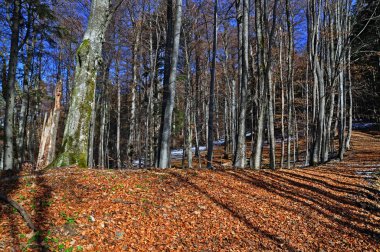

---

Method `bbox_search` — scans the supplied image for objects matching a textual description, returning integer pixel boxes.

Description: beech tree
[3,0,21,170]
[53,0,117,167]
[233,0,249,168]
[157,0,183,168]
[207,0,218,169]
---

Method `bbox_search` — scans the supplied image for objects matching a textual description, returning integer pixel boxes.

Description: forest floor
[0,131,380,251]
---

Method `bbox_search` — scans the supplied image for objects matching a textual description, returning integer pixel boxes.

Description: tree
[251,0,278,170]
[233,0,249,168]
[37,81,62,168]
[158,0,183,168]
[3,0,21,170]
[53,0,116,167]
[207,0,218,169]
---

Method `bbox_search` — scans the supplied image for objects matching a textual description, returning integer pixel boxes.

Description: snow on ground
[352,122,378,130]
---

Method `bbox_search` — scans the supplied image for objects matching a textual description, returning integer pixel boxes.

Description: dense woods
[0,0,379,170]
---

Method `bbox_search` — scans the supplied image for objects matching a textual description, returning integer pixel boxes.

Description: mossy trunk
[52,0,112,168]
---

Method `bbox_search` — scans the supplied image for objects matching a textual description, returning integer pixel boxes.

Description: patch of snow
[132,159,144,167]
[171,149,184,157]
[198,146,207,151]
[169,146,209,160]
[347,164,380,167]
[213,139,225,145]
[356,170,376,179]
[352,122,377,130]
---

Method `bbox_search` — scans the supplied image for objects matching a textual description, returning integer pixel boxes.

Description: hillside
[1,131,379,251]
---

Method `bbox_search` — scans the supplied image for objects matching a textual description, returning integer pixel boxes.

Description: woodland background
[0,0,379,170]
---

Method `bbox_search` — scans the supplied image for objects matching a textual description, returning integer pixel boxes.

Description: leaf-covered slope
[1,131,379,251]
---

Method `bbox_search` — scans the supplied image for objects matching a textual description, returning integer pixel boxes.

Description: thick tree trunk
[53,0,113,167]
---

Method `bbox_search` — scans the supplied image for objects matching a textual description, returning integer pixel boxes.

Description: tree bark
[207,0,218,169]
[53,0,113,168]
[37,81,62,169]
[3,0,21,170]
[234,0,249,168]
[158,0,183,168]
[17,40,34,166]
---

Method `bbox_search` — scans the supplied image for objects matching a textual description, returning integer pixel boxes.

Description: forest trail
[0,131,379,251]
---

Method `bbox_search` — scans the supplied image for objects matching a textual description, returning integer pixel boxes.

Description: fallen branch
[0,194,36,231]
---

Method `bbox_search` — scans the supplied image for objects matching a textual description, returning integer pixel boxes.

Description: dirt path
[0,131,379,251]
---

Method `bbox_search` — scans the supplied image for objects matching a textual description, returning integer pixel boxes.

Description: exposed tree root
[0,194,36,231]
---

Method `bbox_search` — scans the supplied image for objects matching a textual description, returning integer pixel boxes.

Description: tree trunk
[116,58,121,168]
[53,0,113,167]
[37,81,62,169]
[127,29,141,163]
[158,0,183,168]
[3,0,21,170]
[184,35,193,168]
[305,60,310,166]
[207,0,218,169]
[17,41,34,166]
[286,0,293,169]
[346,44,352,150]
[279,28,285,168]
[251,0,265,170]
[234,0,249,168]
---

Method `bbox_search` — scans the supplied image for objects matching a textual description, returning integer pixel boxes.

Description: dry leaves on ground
[0,131,379,251]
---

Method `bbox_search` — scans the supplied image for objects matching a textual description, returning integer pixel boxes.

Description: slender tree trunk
[337,1,347,160]
[116,58,121,168]
[279,29,285,168]
[158,0,183,168]
[98,86,106,168]
[0,59,6,170]
[286,0,293,169]
[252,0,265,170]
[87,94,98,168]
[3,0,21,170]
[305,60,310,166]
[346,44,353,150]
[194,43,201,159]
[17,40,34,166]
[267,69,276,169]
[127,28,141,163]
[184,35,193,168]
[207,0,218,169]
